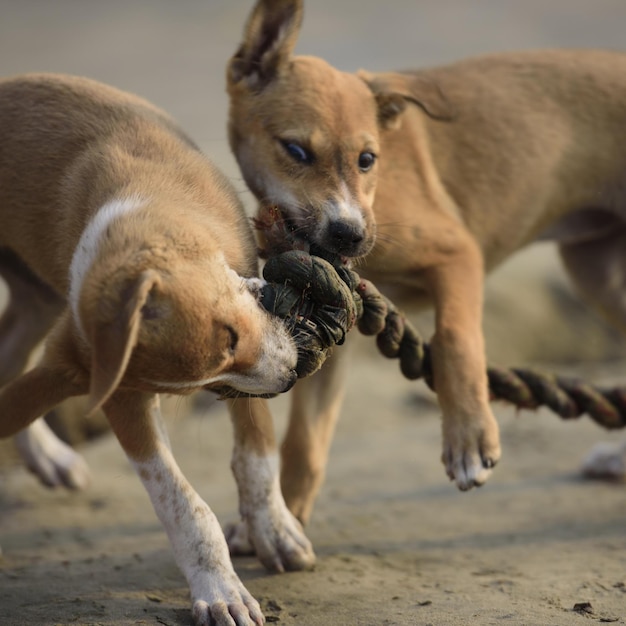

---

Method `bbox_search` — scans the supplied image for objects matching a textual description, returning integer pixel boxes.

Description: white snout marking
[69,195,144,340]
[322,181,365,231]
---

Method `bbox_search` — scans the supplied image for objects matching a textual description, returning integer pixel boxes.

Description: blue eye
[282,141,313,164]
[358,151,376,172]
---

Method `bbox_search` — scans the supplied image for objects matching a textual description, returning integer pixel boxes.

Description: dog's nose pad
[327,220,364,250]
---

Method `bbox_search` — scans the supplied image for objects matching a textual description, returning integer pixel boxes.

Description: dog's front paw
[190,570,264,626]
[441,416,501,491]
[14,421,91,490]
[246,503,316,573]
[224,520,255,556]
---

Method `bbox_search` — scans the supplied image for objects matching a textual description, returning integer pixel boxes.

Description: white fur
[129,399,263,622]
[330,181,366,226]
[581,441,626,481]
[230,449,315,571]
[68,196,144,340]
[226,324,296,393]
[14,417,91,489]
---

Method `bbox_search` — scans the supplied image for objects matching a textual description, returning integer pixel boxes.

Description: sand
[1,349,625,625]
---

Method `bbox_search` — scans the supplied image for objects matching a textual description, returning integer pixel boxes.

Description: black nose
[327,220,365,253]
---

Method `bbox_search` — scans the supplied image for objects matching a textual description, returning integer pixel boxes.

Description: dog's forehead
[274,57,379,128]
[254,66,378,154]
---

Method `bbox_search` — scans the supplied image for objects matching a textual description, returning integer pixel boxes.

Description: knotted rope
[217,208,626,430]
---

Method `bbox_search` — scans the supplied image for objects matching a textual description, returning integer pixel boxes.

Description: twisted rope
[216,210,626,430]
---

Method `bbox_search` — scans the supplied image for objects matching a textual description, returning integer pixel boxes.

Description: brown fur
[0,73,297,428]
[227,0,626,523]
[0,73,304,624]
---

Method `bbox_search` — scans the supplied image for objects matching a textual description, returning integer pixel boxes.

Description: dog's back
[380,49,626,259]
[0,74,256,293]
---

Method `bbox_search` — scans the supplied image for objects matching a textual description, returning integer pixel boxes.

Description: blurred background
[2,0,625,181]
[0,0,625,433]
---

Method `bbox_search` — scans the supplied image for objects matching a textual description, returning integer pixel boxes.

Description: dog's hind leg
[280,340,352,525]
[0,248,89,489]
[559,225,626,335]
[559,226,626,481]
[0,248,63,384]
[581,440,626,482]
[13,417,91,488]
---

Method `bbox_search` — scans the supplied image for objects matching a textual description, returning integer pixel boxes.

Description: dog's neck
[69,195,145,340]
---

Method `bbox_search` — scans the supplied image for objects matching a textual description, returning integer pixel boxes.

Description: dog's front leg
[227,397,315,572]
[104,390,264,626]
[425,239,501,491]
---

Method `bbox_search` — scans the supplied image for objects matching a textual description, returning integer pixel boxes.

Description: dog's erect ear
[228,0,303,90]
[87,270,160,418]
[358,70,455,129]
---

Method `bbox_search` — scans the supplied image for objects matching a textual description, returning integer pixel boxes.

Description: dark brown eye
[358,151,376,172]
[226,326,239,354]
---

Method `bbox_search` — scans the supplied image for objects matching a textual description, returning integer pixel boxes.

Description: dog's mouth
[253,205,311,258]
[205,367,298,400]
[254,204,367,262]
[282,213,314,250]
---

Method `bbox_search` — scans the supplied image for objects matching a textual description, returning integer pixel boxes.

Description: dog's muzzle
[325,219,367,256]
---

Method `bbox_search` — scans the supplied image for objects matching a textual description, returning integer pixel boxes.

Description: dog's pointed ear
[228,0,304,90]
[86,270,160,418]
[358,69,455,129]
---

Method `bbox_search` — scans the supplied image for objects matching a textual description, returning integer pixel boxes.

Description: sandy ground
[1,352,625,626]
[1,2,626,625]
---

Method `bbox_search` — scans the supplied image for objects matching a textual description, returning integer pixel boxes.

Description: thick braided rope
[224,244,626,430]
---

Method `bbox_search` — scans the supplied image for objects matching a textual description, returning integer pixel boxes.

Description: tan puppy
[227,0,626,525]
[0,73,315,626]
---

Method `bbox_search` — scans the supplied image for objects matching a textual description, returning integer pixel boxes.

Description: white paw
[246,503,316,573]
[226,506,316,573]
[190,569,264,626]
[443,449,493,491]
[224,520,255,556]
[581,441,626,482]
[441,420,501,491]
[14,419,91,490]
[231,450,316,572]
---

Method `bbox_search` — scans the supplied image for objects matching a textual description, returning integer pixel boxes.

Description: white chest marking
[68,196,144,340]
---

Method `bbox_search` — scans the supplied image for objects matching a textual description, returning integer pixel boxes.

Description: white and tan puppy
[227,0,626,524]
[0,73,315,626]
